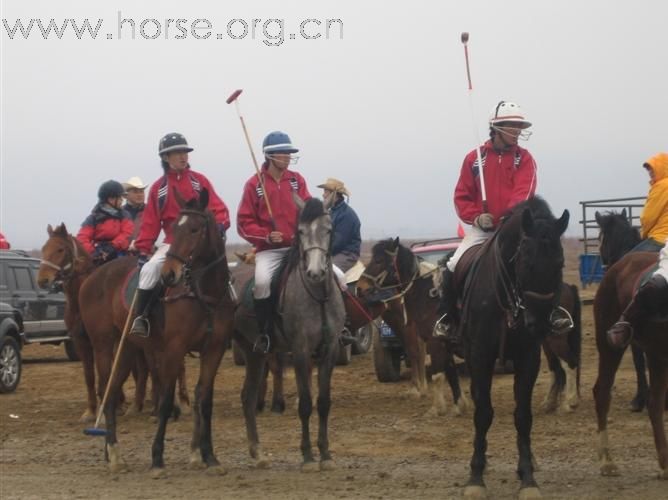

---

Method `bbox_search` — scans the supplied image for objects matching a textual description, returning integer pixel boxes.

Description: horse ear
[594,211,602,227]
[521,208,535,236]
[173,187,187,208]
[198,188,209,211]
[393,237,400,249]
[621,207,627,220]
[47,224,54,236]
[556,209,570,236]
[292,192,305,211]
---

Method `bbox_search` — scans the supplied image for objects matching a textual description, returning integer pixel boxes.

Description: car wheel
[336,343,352,366]
[0,336,22,393]
[372,325,401,382]
[351,323,373,355]
[64,339,80,362]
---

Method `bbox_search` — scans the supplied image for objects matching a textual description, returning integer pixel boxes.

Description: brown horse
[37,224,148,421]
[80,189,234,475]
[593,251,668,479]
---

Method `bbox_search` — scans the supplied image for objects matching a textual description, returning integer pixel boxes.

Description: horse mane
[596,210,640,259]
[504,196,553,223]
[371,238,415,276]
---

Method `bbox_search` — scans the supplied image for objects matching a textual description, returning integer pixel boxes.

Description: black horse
[595,209,649,412]
[458,197,569,498]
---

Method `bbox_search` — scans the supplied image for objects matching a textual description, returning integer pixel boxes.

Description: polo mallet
[226,89,277,231]
[84,290,138,436]
[461,32,488,213]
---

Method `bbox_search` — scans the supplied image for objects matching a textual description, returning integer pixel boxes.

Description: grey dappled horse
[239,196,346,471]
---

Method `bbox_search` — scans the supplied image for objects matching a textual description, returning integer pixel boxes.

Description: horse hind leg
[241,349,271,469]
[540,349,562,413]
[629,344,649,412]
[270,353,286,414]
[177,358,191,416]
[645,355,668,479]
[75,327,97,423]
[560,359,579,412]
[316,347,337,471]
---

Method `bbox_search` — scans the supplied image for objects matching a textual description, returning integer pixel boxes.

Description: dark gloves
[217,223,227,239]
[137,253,149,268]
[92,242,116,264]
[473,213,495,231]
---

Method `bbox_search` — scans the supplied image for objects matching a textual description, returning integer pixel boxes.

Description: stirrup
[550,306,574,335]
[433,313,452,339]
[339,328,357,347]
[130,316,150,338]
[253,334,271,354]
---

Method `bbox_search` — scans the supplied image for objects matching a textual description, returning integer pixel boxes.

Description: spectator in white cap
[318,178,361,273]
[122,176,148,251]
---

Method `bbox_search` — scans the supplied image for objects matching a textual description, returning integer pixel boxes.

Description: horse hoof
[519,486,542,499]
[255,454,271,469]
[109,461,128,474]
[206,465,227,476]
[271,401,286,414]
[657,468,668,480]
[600,462,620,476]
[540,400,557,414]
[301,461,320,473]
[407,387,421,399]
[179,404,192,417]
[629,397,646,413]
[150,467,167,479]
[463,485,487,499]
[320,459,336,471]
[79,410,96,423]
[188,453,206,471]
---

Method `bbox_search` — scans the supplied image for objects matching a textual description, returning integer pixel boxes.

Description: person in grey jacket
[318,178,361,273]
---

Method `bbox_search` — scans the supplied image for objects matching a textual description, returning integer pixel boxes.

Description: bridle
[164,209,229,307]
[40,235,83,282]
[295,215,334,303]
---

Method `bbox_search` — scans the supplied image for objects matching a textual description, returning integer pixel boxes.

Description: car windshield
[415,249,450,265]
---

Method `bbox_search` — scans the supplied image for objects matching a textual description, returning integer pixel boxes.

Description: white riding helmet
[489,101,532,129]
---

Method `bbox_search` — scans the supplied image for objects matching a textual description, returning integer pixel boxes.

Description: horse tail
[567,283,582,396]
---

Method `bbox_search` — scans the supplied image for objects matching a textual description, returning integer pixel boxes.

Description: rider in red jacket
[77,180,133,265]
[129,133,231,337]
[0,231,10,250]
[436,101,573,343]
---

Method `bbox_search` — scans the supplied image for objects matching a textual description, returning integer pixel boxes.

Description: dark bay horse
[356,238,469,414]
[37,224,149,421]
[80,189,235,475]
[595,209,649,411]
[457,197,569,498]
[592,250,668,479]
[238,197,345,471]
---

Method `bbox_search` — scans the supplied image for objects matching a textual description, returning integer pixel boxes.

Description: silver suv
[0,250,76,363]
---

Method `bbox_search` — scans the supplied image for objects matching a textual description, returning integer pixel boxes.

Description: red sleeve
[454,151,481,225]
[76,222,95,254]
[507,149,537,209]
[237,179,269,245]
[0,232,9,249]
[134,182,162,254]
[197,174,230,230]
[111,217,134,251]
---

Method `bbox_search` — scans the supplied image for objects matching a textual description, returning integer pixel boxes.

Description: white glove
[473,213,494,231]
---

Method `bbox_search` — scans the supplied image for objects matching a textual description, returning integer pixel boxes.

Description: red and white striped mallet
[226,89,276,229]
[461,32,488,213]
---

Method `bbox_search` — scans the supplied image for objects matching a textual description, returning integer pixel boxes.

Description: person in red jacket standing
[237,131,311,352]
[129,133,231,337]
[0,232,10,250]
[77,180,133,265]
[435,101,573,342]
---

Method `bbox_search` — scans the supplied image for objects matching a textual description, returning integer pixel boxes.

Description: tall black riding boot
[130,288,154,338]
[253,298,274,353]
[434,268,459,342]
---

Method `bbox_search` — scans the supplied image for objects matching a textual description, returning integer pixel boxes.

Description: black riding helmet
[97,180,125,202]
[158,133,194,156]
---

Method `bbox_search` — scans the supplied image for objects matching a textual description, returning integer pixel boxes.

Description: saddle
[452,243,485,302]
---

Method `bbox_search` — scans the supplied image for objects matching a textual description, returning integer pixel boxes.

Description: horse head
[292,194,332,283]
[594,209,640,266]
[162,187,224,287]
[499,198,569,334]
[357,237,415,301]
[37,223,86,288]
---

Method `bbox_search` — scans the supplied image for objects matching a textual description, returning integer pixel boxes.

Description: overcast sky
[2,0,667,249]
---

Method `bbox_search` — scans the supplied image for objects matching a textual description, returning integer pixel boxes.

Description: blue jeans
[630,238,663,253]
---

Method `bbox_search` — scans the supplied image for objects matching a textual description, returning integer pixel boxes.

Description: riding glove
[473,213,495,231]
[217,223,227,239]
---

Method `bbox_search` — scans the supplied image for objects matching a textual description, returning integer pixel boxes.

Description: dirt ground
[1,240,666,499]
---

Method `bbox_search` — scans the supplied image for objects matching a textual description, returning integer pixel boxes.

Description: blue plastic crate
[579,254,604,287]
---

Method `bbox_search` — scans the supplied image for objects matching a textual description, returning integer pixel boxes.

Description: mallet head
[461,32,469,44]
[226,89,243,104]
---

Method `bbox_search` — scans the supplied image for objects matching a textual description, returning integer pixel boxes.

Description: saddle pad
[344,260,366,284]
[121,268,140,311]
